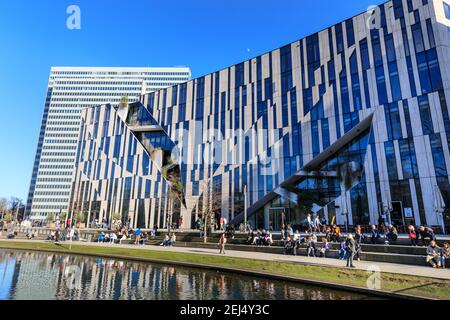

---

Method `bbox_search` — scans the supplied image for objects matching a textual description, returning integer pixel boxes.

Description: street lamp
[244,185,248,233]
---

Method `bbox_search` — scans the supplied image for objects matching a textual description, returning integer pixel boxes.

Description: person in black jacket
[354,226,363,261]
[284,236,295,255]
[370,225,380,244]
[345,234,356,268]
[419,226,436,246]
[426,240,442,268]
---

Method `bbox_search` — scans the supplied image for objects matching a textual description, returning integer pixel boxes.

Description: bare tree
[200,179,222,243]
[7,197,24,221]
[0,198,7,218]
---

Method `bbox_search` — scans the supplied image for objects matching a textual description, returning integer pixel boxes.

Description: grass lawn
[1,241,449,300]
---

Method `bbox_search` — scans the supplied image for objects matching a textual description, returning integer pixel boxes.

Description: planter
[48,223,56,229]
[78,223,86,229]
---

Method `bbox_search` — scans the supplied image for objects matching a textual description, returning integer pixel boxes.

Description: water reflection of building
[1,251,362,300]
[0,252,61,300]
[0,253,16,300]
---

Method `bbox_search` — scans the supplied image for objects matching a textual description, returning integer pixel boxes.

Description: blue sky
[0,0,383,201]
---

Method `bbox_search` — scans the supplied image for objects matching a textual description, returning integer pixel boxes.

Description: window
[322,119,330,149]
[376,66,388,105]
[303,88,313,116]
[358,40,369,72]
[384,141,398,180]
[388,62,402,102]
[411,23,425,53]
[352,73,362,110]
[346,19,355,47]
[418,95,434,135]
[399,138,418,179]
[311,121,320,157]
[393,0,404,19]
[416,48,443,94]
[385,34,396,63]
[430,134,448,177]
[426,19,435,48]
[385,102,403,140]
[340,73,350,114]
[371,30,383,66]
[445,2,450,19]
[335,23,344,53]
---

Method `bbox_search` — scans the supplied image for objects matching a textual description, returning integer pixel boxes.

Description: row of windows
[39,164,73,169]
[47,115,80,120]
[45,127,79,132]
[51,97,136,102]
[42,145,77,151]
[52,81,184,87]
[48,108,82,114]
[44,133,79,138]
[36,177,72,182]
[41,152,76,156]
[31,205,68,210]
[54,87,142,92]
[51,71,190,76]
[39,158,74,163]
[46,121,80,126]
[38,171,72,176]
[53,92,140,97]
[33,191,71,196]
[35,184,72,189]
[32,198,70,203]
[44,140,78,144]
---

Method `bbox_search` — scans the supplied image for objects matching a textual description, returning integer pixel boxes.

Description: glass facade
[70,0,450,232]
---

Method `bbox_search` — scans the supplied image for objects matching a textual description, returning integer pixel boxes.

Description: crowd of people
[47,226,79,242]
[269,217,450,269]
[95,226,161,245]
[3,212,450,270]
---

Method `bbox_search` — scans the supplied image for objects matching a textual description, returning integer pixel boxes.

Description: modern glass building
[69,0,450,232]
[26,67,191,221]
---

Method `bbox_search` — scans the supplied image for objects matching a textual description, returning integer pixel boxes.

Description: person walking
[314,215,322,233]
[219,232,227,255]
[306,214,314,232]
[345,234,356,268]
[354,225,363,261]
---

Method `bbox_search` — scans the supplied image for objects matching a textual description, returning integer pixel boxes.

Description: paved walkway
[1,239,450,280]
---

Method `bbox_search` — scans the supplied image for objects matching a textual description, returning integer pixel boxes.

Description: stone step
[171,242,430,266]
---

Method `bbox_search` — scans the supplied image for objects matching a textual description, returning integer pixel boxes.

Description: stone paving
[1,239,450,280]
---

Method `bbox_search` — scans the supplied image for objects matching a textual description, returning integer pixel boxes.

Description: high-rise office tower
[26,66,191,220]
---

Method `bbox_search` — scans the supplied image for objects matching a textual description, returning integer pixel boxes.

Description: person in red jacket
[408,225,418,246]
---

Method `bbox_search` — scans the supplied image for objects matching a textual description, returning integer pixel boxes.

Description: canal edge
[0,244,436,301]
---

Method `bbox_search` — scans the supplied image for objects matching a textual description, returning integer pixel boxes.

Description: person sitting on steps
[426,240,442,268]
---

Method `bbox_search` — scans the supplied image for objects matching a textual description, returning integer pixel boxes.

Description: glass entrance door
[269,208,286,231]
[390,201,404,226]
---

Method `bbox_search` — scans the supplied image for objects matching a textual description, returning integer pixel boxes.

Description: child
[338,240,347,260]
